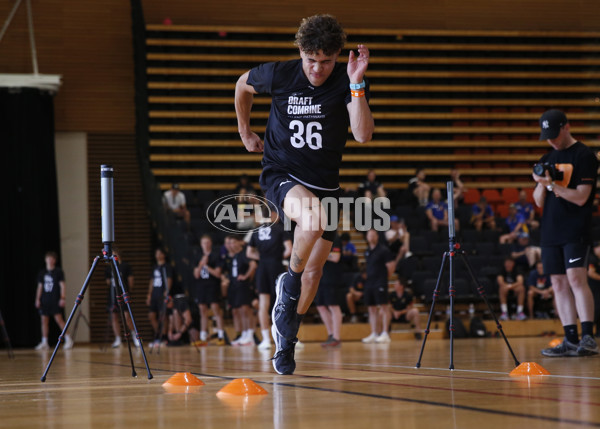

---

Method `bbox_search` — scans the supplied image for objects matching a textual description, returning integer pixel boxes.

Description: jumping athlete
[235,14,374,374]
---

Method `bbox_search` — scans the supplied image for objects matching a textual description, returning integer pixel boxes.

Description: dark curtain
[0,87,61,347]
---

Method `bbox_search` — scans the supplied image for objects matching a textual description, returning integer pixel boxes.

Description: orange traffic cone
[217,378,268,396]
[162,372,205,393]
[509,362,550,377]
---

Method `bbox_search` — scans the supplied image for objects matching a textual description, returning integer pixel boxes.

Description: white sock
[200,331,208,341]
[261,329,270,342]
[41,337,48,343]
[500,304,508,313]
[217,329,224,339]
[517,305,524,314]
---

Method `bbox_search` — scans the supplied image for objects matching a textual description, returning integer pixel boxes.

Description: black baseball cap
[539,109,568,140]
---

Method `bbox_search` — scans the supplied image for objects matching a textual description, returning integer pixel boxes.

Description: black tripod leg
[460,252,520,367]
[416,252,448,368]
[41,256,101,382]
[112,257,153,379]
[448,249,456,370]
[0,311,14,359]
[110,259,137,378]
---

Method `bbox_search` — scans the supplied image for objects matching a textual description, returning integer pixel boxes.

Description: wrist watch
[546,182,554,192]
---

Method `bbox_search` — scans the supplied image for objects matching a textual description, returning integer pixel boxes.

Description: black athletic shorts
[195,283,221,305]
[315,281,338,307]
[255,260,284,295]
[39,301,62,317]
[260,167,341,242]
[541,243,589,275]
[149,292,165,314]
[173,295,190,314]
[228,284,253,309]
[363,284,389,306]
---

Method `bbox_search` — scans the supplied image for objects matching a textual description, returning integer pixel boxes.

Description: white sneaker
[35,341,49,351]
[111,336,122,348]
[362,333,377,344]
[236,331,254,346]
[375,332,391,343]
[132,335,140,348]
[63,336,74,350]
[257,339,272,350]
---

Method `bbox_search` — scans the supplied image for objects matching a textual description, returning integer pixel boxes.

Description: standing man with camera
[533,109,598,357]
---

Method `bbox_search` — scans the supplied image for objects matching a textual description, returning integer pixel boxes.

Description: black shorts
[195,283,221,305]
[259,167,341,242]
[173,295,190,314]
[106,285,128,313]
[541,243,590,275]
[149,293,165,314]
[316,281,338,306]
[363,285,389,306]
[228,284,253,309]
[39,301,62,317]
[255,260,284,295]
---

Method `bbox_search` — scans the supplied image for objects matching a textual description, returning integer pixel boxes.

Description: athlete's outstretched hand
[347,44,369,83]
[241,131,264,153]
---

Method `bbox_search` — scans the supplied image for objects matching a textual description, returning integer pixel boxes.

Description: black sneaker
[271,324,297,375]
[272,273,299,341]
[541,338,579,357]
[577,335,599,356]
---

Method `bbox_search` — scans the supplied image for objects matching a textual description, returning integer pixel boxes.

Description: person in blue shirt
[425,188,459,232]
[470,196,496,231]
[515,189,539,230]
[499,203,528,244]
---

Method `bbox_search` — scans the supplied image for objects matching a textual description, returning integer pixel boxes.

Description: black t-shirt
[321,237,343,287]
[500,268,520,284]
[365,243,394,288]
[390,289,414,312]
[195,251,221,288]
[539,141,598,246]
[249,222,290,261]
[151,263,173,296]
[229,251,252,289]
[37,267,65,304]
[359,179,380,195]
[104,261,132,289]
[248,59,370,190]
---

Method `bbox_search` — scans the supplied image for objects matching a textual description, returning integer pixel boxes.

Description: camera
[533,162,563,181]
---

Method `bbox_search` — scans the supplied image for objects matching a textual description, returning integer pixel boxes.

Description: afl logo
[206,194,279,233]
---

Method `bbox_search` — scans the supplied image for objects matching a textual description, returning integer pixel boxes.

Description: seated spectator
[514,189,539,230]
[407,168,430,207]
[499,203,527,244]
[385,216,411,261]
[234,173,255,195]
[510,232,541,271]
[470,196,496,231]
[497,257,527,321]
[389,277,421,339]
[526,261,554,319]
[450,169,465,205]
[163,183,190,226]
[425,188,459,232]
[346,269,366,323]
[358,169,386,200]
[340,232,358,272]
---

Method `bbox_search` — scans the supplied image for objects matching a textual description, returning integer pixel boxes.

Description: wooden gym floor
[1,337,599,428]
